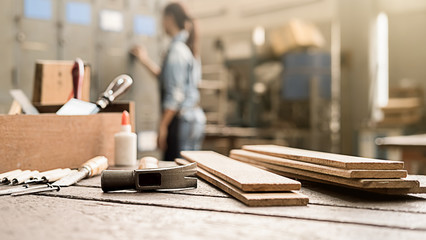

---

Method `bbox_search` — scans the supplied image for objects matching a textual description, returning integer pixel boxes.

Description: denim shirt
[160,30,201,112]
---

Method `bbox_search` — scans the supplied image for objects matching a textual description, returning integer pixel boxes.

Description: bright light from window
[376,12,389,108]
[252,26,265,46]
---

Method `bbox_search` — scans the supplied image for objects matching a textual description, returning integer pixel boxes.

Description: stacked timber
[379,87,423,127]
[229,145,426,195]
[176,151,309,207]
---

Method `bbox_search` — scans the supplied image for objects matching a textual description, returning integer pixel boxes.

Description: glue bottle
[114,111,137,166]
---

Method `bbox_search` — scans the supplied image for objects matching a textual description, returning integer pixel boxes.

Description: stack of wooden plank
[175,151,309,207]
[379,87,423,127]
[230,145,426,195]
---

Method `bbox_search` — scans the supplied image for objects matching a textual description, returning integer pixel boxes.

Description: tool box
[0,101,135,172]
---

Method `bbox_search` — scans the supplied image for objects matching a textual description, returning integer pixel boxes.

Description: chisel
[12,156,109,196]
[25,168,71,184]
[2,170,30,184]
[26,168,64,182]
[0,170,77,196]
[0,170,22,180]
[11,170,39,185]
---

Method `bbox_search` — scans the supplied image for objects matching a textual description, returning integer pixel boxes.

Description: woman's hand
[157,124,168,151]
[130,45,149,65]
[130,45,161,77]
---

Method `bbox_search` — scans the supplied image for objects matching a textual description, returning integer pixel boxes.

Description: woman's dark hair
[164,2,198,56]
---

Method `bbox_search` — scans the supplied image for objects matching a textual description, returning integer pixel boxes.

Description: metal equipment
[101,163,197,192]
[56,74,133,115]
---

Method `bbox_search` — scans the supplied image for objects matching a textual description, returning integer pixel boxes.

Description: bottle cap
[121,111,130,126]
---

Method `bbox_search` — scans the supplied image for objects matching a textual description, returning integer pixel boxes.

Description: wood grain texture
[71,172,426,214]
[230,149,407,179]
[181,151,301,192]
[364,175,426,195]
[0,113,123,172]
[230,154,419,189]
[37,182,426,231]
[3,192,425,240]
[243,145,404,170]
[265,168,425,195]
[32,60,91,105]
[175,158,308,206]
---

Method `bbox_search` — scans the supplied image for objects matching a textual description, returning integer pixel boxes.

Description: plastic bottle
[114,111,137,166]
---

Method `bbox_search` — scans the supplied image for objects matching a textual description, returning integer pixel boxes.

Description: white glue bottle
[114,111,137,166]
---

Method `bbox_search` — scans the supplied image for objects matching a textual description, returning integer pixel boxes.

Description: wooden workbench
[1,162,426,240]
[377,134,426,174]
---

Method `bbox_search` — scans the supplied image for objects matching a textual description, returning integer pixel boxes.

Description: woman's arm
[130,46,161,78]
[157,109,177,150]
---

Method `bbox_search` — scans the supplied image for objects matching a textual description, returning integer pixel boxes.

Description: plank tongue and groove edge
[365,175,426,194]
[242,145,404,170]
[180,151,301,192]
[175,158,309,206]
[230,154,419,189]
[230,150,407,179]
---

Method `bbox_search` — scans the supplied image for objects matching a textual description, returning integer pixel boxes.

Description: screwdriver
[2,170,30,184]
[12,156,108,196]
[25,168,71,184]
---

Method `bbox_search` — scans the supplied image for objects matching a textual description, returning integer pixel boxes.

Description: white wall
[387,5,426,101]
[187,0,335,36]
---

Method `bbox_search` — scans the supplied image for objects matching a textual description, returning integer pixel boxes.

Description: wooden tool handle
[44,168,72,182]
[95,75,133,109]
[37,168,64,178]
[13,170,39,184]
[82,156,109,177]
[0,169,22,179]
[138,156,159,169]
[71,58,84,99]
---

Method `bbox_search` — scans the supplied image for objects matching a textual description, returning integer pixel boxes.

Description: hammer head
[101,163,197,192]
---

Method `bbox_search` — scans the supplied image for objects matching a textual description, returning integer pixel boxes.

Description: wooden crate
[0,102,134,172]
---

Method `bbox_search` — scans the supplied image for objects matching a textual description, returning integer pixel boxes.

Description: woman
[131,2,206,161]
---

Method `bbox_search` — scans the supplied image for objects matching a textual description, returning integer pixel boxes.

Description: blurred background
[1,0,426,172]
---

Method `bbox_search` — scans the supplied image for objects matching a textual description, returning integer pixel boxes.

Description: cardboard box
[0,102,135,172]
[270,19,325,56]
[32,60,91,105]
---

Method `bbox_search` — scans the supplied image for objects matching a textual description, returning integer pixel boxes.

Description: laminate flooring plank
[2,195,424,240]
[175,158,308,206]
[273,168,426,196]
[299,185,426,214]
[75,175,426,214]
[181,151,301,192]
[15,186,426,231]
[363,175,426,195]
[231,154,419,189]
[230,150,407,179]
[242,145,404,170]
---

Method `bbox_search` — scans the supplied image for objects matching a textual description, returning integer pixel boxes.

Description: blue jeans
[178,107,206,151]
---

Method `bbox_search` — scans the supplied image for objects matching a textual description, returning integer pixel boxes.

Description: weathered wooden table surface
[1,162,426,240]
